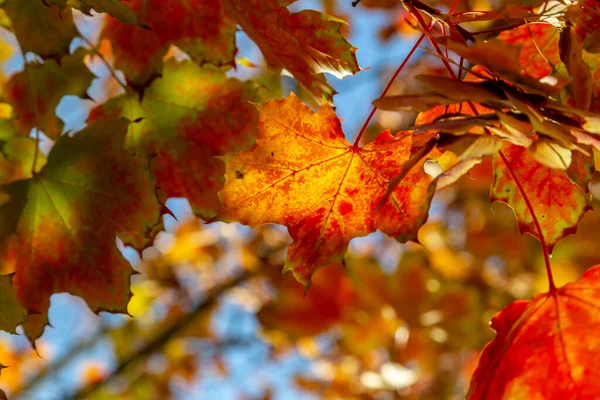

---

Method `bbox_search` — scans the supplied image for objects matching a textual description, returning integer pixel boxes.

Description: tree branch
[68,271,252,399]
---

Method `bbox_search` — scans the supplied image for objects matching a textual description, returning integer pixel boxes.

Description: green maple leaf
[0,119,161,342]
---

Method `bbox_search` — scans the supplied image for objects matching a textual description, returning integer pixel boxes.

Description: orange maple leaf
[498,22,561,79]
[219,94,436,285]
[468,265,600,399]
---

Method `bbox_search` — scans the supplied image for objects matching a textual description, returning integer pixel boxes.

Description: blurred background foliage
[1,0,599,399]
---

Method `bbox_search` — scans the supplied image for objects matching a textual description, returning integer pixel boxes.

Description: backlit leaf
[527,138,571,170]
[468,265,600,399]
[89,60,258,220]
[498,23,560,79]
[219,94,435,284]
[3,49,95,139]
[0,274,27,334]
[492,143,591,251]
[101,0,236,85]
[583,114,600,134]
[438,36,562,95]
[0,119,161,342]
[222,0,359,100]
[1,0,78,60]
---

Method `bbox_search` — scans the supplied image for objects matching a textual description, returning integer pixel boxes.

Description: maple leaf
[437,36,562,96]
[1,0,78,60]
[498,23,560,79]
[566,151,595,191]
[219,94,436,285]
[221,0,360,100]
[0,121,46,185]
[101,0,236,85]
[496,22,599,113]
[3,49,95,140]
[89,60,258,220]
[492,143,591,252]
[0,119,161,342]
[468,264,600,399]
[0,274,27,334]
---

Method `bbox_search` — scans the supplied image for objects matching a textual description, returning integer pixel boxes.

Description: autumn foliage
[0,0,600,398]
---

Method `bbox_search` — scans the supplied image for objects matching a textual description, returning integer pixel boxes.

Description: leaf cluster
[0,0,600,398]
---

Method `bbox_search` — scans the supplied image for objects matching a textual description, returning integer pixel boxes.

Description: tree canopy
[1,0,600,398]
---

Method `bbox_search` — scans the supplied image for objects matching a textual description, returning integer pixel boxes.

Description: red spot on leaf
[339,201,353,216]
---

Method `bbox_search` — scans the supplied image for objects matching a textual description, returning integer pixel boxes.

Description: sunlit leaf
[89,60,258,220]
[468,265,600,399]
[492,143,591,251]
[583,115,600,134]
[439,36,562,95]
[220,94,435,284]
[0,119,161,342]
[527,138,572,170]
[498,22,560,79]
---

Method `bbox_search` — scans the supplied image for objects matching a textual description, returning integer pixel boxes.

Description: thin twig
[352,33,427,147]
